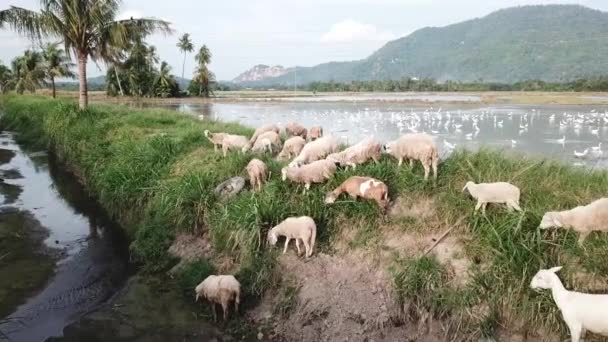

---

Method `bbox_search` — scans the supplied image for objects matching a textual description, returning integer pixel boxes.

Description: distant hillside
[233,65,289,83]
[244,5,608,85]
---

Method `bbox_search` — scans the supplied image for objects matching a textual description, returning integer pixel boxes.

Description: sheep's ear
[195,293,200,302]
[549,266,563,273]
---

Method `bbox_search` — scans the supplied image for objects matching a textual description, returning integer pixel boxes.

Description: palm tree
[153,61,177,98]
[12,50,45,94]
[0,63,12,93]
[193,45,213,97]
[1,1,172,109]
[41,42,75,98]
[176,33,194,80]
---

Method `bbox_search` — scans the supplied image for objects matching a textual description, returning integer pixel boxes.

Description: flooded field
[159,101,608,168]
[0,132,130,341]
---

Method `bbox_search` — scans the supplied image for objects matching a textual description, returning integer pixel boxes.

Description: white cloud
[320,19,396,44]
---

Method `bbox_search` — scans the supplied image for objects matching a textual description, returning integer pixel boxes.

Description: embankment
[2,94,608,341]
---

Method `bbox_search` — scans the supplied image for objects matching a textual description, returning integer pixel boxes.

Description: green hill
[248,5,608,85]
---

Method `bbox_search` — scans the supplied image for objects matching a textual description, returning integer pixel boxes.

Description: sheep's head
[382,143,392,154]
[530,266,562,290]
[539,212,562,229]
[281,167,288,181]
[267,229,278,245]
[203,130,211,138]
[462,181,475,193]
[242,143,252,153]
[324,192,338,204]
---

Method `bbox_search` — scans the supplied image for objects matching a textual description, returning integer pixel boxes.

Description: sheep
[277,136,306,160]
[462,181,522,214]
[539,198,608,245]
[204,130,225,152]
[249,131,282,153]
[245,158,268,192]
[250,124,280,143]
[195,275,241,322]
[326,138,382,169]
[267,216,317,258]
[290,135,340,167]
[307,126,323,141]
[285,122,308,138]
[203,130,249,157]
[325,176,389,212]
[530,266,608,342]
[383,133,439,180]
[281,159,337,194]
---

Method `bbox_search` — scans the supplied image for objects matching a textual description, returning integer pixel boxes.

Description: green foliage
[176,259,216,297]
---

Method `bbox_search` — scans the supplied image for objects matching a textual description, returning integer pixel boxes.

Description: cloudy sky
[1,0,607,81]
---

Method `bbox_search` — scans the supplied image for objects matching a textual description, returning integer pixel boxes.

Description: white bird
[591,128,599,136]
[557,136,566,145]
[444,140,456,149]
[574,149,589,158]
[592,142,602,152]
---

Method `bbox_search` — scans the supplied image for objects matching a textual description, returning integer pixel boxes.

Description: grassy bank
[1,94,608,340]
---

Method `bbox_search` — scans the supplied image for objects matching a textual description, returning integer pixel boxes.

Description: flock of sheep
[197,122,608,341]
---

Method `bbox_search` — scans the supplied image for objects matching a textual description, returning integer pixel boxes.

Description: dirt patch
[388,196,436,221]
[168,232,213,273]
[249,252,446,341]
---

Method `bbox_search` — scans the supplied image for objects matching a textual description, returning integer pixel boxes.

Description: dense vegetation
[243,5,608,87]
[2,95,608,340]
[307,76,608,92]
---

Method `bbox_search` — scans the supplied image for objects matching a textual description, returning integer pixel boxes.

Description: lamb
[383,133,439,180]
[194,275,241,322]
[245,158,268,192]
[539,198,608,244]
[326,138,382,169]
[250,124,280,143]
[277,136,306,160]
[204,130,249,157]
[281,159,337,193]
[267,216,317,258]
[285,122,308,138]
[290,135,340,167]
[307,126,323,141]
[462,181,522,214]
[248,131,282,153]
[325,176,389,212]
[530,266,608,342]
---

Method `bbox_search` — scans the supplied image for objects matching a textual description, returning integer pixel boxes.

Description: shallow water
[0,132,130,341]
[161,101,608,168]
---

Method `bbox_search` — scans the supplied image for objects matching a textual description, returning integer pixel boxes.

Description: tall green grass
[2,95,608,340]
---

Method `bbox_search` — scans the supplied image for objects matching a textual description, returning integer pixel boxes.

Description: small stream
[0,131,131,341]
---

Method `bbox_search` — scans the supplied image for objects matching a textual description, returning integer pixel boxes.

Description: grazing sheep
[195,275,241,322]
[204,130,226,152]
[384,133,439,180]
[325,176,389,212]
[246,159,268,192]
[285,122,308,138]
[539,198,608,244]
[277,136,306,160]
[326,138,382,169]
[290,135,340,167]
[250,124,280,143]
[281,159,337,194]
[307,126,324,141]
[250,131,282,153]
[267,216,317,258]
[530,266,608,342]
[462,181,522,214]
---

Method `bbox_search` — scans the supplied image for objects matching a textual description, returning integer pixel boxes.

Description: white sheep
[277,136,306,160]
[326,138,382,169]
[246,158,268,192]
[267,216,317,258]
[205,130,250,157]
[250,124,280,143]
[539,198,608,244]
[290,135,340,167]
[285,122,308,138]
[530,266,608,342]
[307,126,324,141]
[324,176,389,212]
[195,275,241,322]
[249,131,282,153]
[462,181,522,214]
[281,159,337,194]
[204,130,225,152]
[384,133,439,180]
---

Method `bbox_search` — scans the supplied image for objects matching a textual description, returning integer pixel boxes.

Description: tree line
[0,1,216,108]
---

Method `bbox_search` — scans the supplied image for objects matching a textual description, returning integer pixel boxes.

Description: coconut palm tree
[195,44,211,66]
[41,42,75,98]
[0,63,12,93]
[153,61,178,98]
[0,1,172,109]
[176,33,194,80]
[12,50,45,94]
[193,45,213,97]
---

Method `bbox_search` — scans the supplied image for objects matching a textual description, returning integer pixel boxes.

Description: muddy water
[159,101,608,168]
[0,132,130,341]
